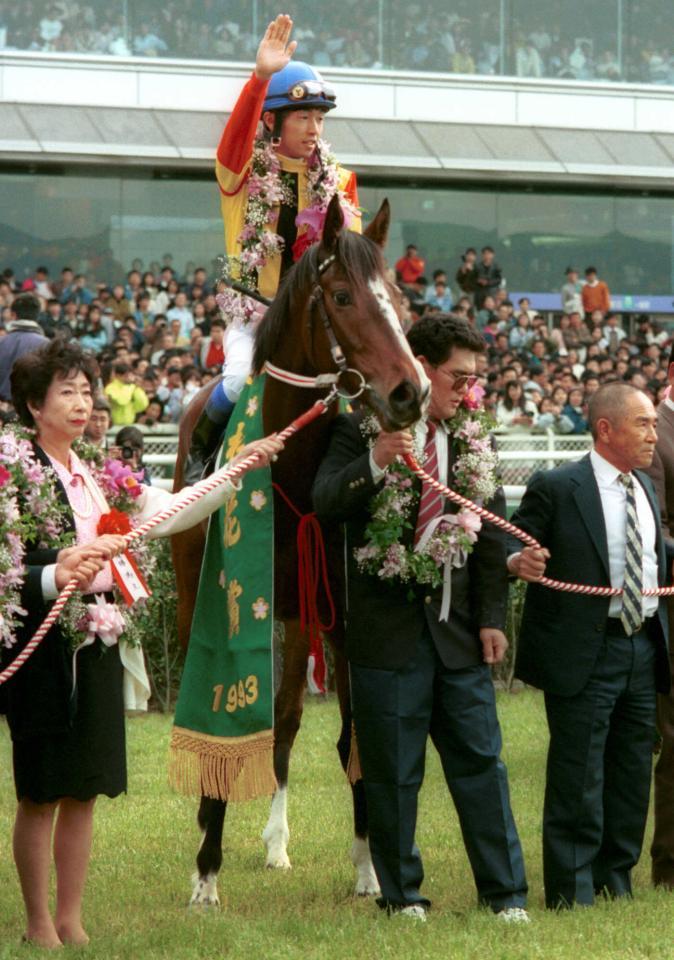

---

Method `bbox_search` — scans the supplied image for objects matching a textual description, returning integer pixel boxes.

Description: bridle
[226,248,367,401]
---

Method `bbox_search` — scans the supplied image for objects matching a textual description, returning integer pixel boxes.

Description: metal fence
[130,427,590,503]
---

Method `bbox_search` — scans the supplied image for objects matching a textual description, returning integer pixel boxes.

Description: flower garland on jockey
[354,384,500,591]
[0,426,154,652]
[216,136,359,327]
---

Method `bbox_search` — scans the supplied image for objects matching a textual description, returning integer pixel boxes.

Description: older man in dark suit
[646,348,674,887]
[313,315,528,921]
[509,382,672,909]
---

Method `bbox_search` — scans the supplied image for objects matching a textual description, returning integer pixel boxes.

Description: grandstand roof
[1,100,673,189]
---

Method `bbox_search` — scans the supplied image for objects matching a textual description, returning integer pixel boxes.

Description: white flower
[252,597,270,620]
[249,490,267,511]
[246,396,259,418]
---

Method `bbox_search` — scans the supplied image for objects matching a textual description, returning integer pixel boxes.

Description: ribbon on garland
[414,513,479,622]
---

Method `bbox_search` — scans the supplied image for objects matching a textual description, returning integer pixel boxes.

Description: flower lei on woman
[355,384,500,590]
[60,438,158,652]
[0,429,69,648]
[0,426,156,651]
[216,137,359,325]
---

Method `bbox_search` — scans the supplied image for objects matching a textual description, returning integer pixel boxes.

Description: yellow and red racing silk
[215,73,360,301]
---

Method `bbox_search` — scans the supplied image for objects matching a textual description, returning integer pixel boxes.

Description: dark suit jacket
[646,399,674,650]
[510,454,672,698]
[0,444,77,741]
[312,412,509,671]
[648,401,674,547]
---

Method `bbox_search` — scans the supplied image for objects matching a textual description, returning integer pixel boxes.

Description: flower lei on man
[0,426,155,652]
[216,137,359,325]
[355,383,500,595]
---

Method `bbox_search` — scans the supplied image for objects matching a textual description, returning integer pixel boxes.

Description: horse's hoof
[351,837,381,897]
[189,872,221,909]
[265,848,292,870]
[354,873,381,897]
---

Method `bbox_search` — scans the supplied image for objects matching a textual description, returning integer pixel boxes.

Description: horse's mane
[253,230,384,372]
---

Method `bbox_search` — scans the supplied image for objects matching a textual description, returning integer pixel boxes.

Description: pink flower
[295,205,327,235]
[0,464,10,488]
[463,382,485,411]
[455,510,482,538]
[86,600,125,647]
[103,458,144,498]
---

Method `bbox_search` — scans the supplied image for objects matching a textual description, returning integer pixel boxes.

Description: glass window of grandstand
[1,173,673,300]
[0,171,223,287]
[1,1,672,86]
[360,184,674,299]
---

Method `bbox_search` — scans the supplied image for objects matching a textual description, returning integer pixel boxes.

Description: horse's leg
[334,647,380,897]
[262,618,308,869]
[190,796,227,907]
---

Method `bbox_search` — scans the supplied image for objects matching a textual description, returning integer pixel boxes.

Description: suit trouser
[350,626,527,911]
[542,625,656,909]
[651,647,674,886]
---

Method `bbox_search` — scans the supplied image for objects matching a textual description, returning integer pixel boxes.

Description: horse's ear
[319,194,345,254]
[363,198,390,249]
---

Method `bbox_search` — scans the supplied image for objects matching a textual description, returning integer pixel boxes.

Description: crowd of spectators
[0,246,671,445]
[394,246,672,437]
[0,260,228,440]
[1,0,674,87]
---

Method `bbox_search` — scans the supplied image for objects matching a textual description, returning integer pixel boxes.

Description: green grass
[1,691,672,959]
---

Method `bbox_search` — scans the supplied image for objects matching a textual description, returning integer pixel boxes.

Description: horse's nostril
[389,380,417,412]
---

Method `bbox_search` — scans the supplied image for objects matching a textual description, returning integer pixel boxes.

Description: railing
[122,426,589,501]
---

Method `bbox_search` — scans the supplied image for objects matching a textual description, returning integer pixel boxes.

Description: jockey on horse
[186,13,361,480]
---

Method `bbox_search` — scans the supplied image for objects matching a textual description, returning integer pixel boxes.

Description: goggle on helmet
[262,61,337,114]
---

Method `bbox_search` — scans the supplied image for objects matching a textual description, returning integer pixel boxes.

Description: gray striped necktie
[619,472,643,635]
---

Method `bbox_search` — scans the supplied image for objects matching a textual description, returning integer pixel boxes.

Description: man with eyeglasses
[313,314,529,922]
[185,13,360,479]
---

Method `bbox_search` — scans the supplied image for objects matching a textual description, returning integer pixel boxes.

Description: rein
[404,453,674,599]
[0,394,341,688]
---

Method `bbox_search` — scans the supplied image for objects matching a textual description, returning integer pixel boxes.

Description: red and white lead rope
[403,454,674,599]
[0,397,334,687]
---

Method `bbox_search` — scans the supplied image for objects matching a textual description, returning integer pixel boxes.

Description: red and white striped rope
[0,397,333,687]
[403,453,674,599]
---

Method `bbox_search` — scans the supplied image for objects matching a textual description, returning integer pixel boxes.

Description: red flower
[98,509,132,535]
[0,464,10,488]
[292,230,316,262]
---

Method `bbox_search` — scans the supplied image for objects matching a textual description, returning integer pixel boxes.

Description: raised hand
[255,14,298,80]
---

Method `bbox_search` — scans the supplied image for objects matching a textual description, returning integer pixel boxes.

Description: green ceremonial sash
[168,374,277,802]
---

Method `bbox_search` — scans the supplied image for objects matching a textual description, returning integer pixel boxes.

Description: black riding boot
[184,408,227,485]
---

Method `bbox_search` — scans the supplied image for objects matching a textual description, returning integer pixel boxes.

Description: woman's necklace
[69,477,94,520]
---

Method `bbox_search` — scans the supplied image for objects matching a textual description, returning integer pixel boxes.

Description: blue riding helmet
[262,61,337,113]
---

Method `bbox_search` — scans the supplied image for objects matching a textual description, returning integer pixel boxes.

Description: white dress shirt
[589,449,658,619]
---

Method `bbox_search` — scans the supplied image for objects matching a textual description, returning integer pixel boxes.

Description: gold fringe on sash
[168,726,277,802]
[346,721,362,784]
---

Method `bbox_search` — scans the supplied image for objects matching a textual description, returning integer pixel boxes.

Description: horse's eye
[333,290,351,307]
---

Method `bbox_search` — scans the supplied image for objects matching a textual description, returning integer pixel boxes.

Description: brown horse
[172,196,429,906]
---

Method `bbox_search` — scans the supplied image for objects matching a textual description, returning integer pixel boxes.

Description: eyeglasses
[287,81,336,103]
[435,368,478,392]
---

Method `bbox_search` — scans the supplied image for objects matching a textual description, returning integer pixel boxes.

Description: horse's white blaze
[368,277,431,397]
[262,786,291,869]
[351,836,381,897]
[189,871,220,908]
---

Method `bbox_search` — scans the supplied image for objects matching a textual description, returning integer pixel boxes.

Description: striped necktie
[619,472,643,635]
[414,420,444,546]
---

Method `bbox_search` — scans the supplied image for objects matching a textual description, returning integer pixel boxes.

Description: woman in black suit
[4,338,281,948]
